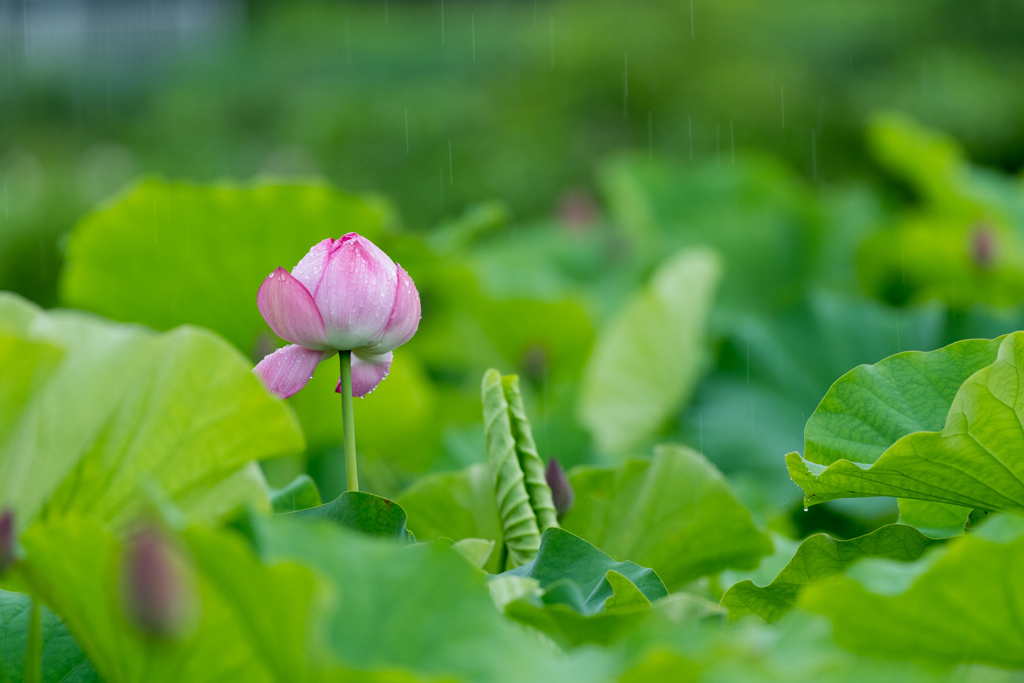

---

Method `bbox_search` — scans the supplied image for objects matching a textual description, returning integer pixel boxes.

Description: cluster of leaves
[5,111,1024,678]
[5,286,1024,680]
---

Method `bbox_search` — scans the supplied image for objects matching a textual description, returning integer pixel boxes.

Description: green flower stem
[339,351,359,492]
[25,597,41,683]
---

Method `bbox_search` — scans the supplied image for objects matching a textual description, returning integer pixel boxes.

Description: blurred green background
[5,0,1024,538]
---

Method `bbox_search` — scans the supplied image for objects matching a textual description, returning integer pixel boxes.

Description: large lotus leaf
[0,590,98,683]
[498,528,668,647]
[17,517,277,683]
[804,336,1004,466]
[397,464,503,573]
[0,293,300,528]
[801,520,1024,668]
[579,249,720,455]
[561,445,772,590]
[788,332,1024,512]
[247,515,610,683]
[721,524,940,623]
[59,179,393,353]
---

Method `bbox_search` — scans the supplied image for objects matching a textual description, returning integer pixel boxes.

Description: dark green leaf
[0,590,99,683]
[721,524,940,622]
[287,491,412,540]
[562,445,772,590]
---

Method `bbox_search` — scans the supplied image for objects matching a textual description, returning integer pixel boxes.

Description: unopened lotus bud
[971,224,995,270]
[545,458,575,521]
[0,509,14,574]
[122,527,191,639]
[556,189,598,231]
[521,344,548,385]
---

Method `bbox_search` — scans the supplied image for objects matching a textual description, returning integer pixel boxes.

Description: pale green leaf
[897,499,971,538]
[0,293,301,528]
[578,249,720,454]
[397,464,503,573]
[60,179,393,353]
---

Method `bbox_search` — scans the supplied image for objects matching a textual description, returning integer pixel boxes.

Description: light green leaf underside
[561,445,772,591]
[801,527,1024,668]
[788,332,1024,512]
[60,179,393,352]
[0,589,99,683]
[721,524,939,623]
[897,499,971,538]
[0,293,301,528]
[578,248,721,454]
[481,369,542,569]
[804,336,1004,466]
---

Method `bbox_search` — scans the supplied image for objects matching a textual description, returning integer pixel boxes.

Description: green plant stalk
[24,597,41,683]
[340,351,359,492]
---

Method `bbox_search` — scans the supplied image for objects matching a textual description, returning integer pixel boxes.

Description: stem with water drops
[339,351,359,492]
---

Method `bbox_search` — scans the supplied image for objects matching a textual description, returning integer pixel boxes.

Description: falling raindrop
[688,114,693,160]
[781,85,785,129]
[730,121,735,165]
[623,53,628,120]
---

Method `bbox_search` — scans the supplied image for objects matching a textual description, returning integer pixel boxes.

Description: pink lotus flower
[254,233,421,399]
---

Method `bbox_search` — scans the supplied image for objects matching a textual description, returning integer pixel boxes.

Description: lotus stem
[339,351,359,492]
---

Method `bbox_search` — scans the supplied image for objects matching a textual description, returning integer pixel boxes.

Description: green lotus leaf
[721,524,940,623]
[561,445,772,590]
[0,293,300,528]
[788,332,1024,512]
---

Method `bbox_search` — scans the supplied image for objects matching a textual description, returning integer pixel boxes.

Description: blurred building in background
[0,0,243,81]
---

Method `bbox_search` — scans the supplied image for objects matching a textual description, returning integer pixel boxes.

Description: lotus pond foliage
[6,46,1024,682]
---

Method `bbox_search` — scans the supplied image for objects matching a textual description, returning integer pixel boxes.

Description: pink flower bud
[0,509,15,574]
[545,458,575,521]
[254,233,421,399]
[122,527,191,639]
[970,224,996,270]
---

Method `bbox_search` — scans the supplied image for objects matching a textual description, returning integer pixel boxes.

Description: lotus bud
[970,223,995,270]
[122,527,191,639]
[545,458,575,521]
[253,232,421,399]
[0,509,15,574]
